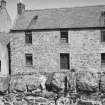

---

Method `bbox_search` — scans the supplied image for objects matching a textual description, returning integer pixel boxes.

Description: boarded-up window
[25,31,32,44]
[25,54,33,66]
[60,30,68,43]
[60,53,69,69]
[101,53,105,65]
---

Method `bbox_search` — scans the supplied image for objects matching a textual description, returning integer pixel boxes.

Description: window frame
[60,30,68,43]
[60,53,70,70]
[25,31,32,44]
[25,54,33,66]
[0,60,1,72]
[101,30,105,42]
[101,53,105,65]
[101,11,105,26]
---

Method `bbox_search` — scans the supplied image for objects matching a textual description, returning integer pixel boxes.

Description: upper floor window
[25,31,32,44]
[101,11,105,25]
[101,30,105,42]
[60,30,68,43]
[60,53,70,69]
[25,54,33,66]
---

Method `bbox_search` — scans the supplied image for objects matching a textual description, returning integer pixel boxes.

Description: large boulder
[10,76,26,93]
[10,76,26,92]
[10,74,47,93]
[45,73,65,93]
[76,81,98,93]
[76,68,99,93]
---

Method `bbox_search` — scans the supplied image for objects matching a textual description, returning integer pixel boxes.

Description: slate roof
[12,5,105,30]
[0,7,11,32]
[0,3,11,45]
[0,4,11,45]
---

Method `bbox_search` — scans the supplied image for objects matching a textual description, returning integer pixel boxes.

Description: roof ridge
[25,4,105,12]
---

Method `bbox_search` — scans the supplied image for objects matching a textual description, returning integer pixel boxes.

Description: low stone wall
[0,71,105,105]
[10,73,47,93]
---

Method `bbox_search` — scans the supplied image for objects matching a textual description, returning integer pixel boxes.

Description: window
[101,11,105,17]
[101,30,105,42]
[101,53,105,65]
[25,54,33,66]
[0,60,1,72]
[101,11,105,25]
[25,31,32,44]
[60,53,69,69]
[60,30,68,43]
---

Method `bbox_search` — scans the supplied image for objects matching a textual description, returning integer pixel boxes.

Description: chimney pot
[0,0,6,8]
[17,1,25,15]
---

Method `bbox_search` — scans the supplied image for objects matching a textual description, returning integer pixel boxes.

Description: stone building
[10,2,105,76]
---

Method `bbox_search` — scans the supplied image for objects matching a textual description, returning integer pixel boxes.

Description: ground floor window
[101,53,105,65]
[25,54,33,66]
[60,53,70,69]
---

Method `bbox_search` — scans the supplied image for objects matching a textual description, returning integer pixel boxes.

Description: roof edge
[10,27,105,33]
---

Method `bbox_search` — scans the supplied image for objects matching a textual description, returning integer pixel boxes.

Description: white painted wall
[0,43,8,77]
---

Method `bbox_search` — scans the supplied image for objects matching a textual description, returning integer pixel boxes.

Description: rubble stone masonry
[10,29,104,75]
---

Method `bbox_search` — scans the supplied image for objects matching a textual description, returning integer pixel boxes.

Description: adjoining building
[0,0,11,92]
[10,1,105,76]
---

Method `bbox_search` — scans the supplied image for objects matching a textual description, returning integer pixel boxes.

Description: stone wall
[10,29,104,75]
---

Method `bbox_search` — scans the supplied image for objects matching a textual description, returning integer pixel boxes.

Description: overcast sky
[6,0,105,22]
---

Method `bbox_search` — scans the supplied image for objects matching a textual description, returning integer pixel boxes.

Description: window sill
[100,41,105,43]
[25,43,32,45]
[60,69,70,71]
[60,42,70,45]
[25,65,33,68]
[101,64,105,68]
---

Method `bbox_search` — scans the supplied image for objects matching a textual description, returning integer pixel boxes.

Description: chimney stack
[0,0,6,8]
[17,0,25,15]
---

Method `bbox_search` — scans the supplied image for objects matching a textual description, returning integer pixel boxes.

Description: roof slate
[12,5,105,30]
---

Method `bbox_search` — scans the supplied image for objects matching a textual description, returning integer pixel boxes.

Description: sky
[6,0,105,22]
